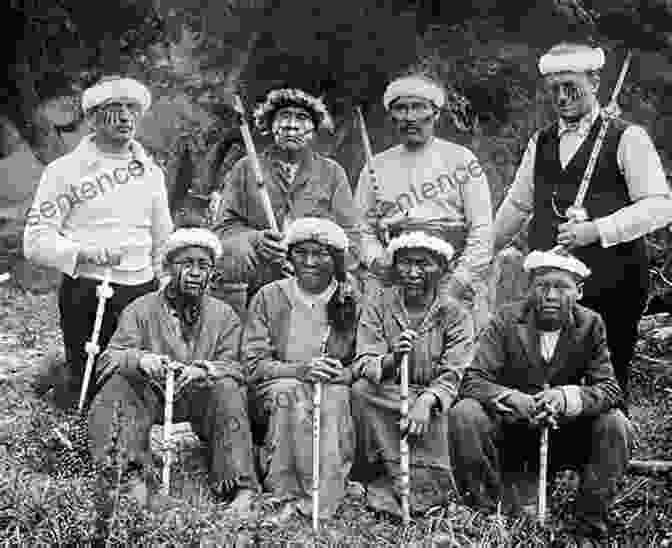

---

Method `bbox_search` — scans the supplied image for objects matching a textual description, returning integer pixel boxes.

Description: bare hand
[391,330,418,364]
[176,364,208,394]
[400,392,436,439]
[306,356,343,384]
[139,353,167,380]
[494,390,536,423]
[556,220,599,249]
[532,388,565,426]
[255,230,287,263]
[77,245,123,267]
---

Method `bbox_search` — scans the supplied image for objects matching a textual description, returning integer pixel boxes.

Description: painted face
[271,105,315,151]
[394,247,445,299]
[167,246,215,298]
[529,268,582,330]
[389,96,438,148]
[544,72,598,123]
[93,98,142,144]
[289,240,335,294]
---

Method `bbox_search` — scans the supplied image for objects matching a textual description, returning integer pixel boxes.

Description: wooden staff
[538,382,552,525]
[78,267,114,412]
[355,106,388,247]
[232,94,279,232]
[313,325,332,532]
[161,361,177,496]
[400,350,411,525]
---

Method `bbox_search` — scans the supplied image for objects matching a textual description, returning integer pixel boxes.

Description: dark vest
[528,116,648,297]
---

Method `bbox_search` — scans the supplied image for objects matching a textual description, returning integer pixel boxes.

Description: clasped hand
[306,356,344,384]
[495,388,565,427]
[77,245,124,267]
[139,354,208,393]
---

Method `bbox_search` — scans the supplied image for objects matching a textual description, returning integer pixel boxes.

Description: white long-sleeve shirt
[23,135,174,285]
[494,107,672,252]
[355,137,493,289]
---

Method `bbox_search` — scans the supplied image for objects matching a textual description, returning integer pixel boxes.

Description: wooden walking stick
[399,350,411,525]
[537,382,558,525]
[232,94,280,233]
[312,325,332,532]
[78,267,114,412]
[355,106,388,247]
[161,361,178,496]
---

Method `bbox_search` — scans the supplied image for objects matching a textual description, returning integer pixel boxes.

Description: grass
[0,284,670,547]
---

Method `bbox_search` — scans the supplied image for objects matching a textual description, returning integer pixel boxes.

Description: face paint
[95,100,141,144]
[272,106,315,150]
[289,240,335,294]
[529,268,581,330]
[388,96,438,148]
[394,248,444,299]
[167,247,214,299]
[544,73,596,123]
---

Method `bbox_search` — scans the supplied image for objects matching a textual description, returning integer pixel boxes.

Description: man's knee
[591,409,631,448]
[448,398,493,435]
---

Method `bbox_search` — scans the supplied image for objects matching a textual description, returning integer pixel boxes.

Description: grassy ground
[0,285,670,547]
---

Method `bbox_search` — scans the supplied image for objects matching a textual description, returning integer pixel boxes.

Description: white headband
[162,228,223,264]
[388,232,454,262]
[82,77,152,115]
[383,76,445,110]
[523,250,591,279]
[285,217,348,252]
[539,46,605,76]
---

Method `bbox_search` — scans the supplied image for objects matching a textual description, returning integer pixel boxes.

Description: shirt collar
[75,134,150,169]
[557,105,600,137]
[289,278,337,310]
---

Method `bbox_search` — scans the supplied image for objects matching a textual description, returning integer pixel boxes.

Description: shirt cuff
[561,385,583,417]
[594,216,621,248]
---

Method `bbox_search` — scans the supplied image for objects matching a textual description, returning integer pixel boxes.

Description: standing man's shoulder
[312,151,348,178]
[372,143,406,163]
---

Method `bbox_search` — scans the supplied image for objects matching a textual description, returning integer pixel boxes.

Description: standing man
[24,75,174,408]
[355,72,493,330]
[212,88,360,299]
[493,43,672,399]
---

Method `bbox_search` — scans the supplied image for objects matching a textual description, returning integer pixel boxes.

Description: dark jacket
[459,300,622,417]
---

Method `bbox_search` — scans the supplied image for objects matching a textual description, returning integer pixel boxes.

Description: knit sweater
[23,135,173,286]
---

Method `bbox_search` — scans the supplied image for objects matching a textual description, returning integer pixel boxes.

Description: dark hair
[288,242,356,332]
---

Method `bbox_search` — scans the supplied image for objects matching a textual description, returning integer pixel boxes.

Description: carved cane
[78,267,114,412]
[313,325,332,532]
[400,351,411,525]
[538,382,554,525]
[161,361,178,496]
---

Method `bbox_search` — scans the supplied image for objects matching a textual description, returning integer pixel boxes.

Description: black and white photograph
[0,1,671,546]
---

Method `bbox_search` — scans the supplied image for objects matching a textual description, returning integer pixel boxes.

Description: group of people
[23,40,672,546]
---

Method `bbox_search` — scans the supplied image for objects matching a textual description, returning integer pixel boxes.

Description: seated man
[211,88,360,299]
[351,229,474,516]
[88,227,259,514]
[242,217,359,523]
[449,249,630,545]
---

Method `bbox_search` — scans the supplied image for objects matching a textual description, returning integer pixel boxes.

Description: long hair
[288,243,357,333]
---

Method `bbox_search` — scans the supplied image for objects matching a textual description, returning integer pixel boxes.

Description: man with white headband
[351,227,474,516]
[212,88,360,300]
[25,75,173,408]
[493,43,672,401]
[449,249,629,545]
[89,228,259,513]
[354,72,493,330]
